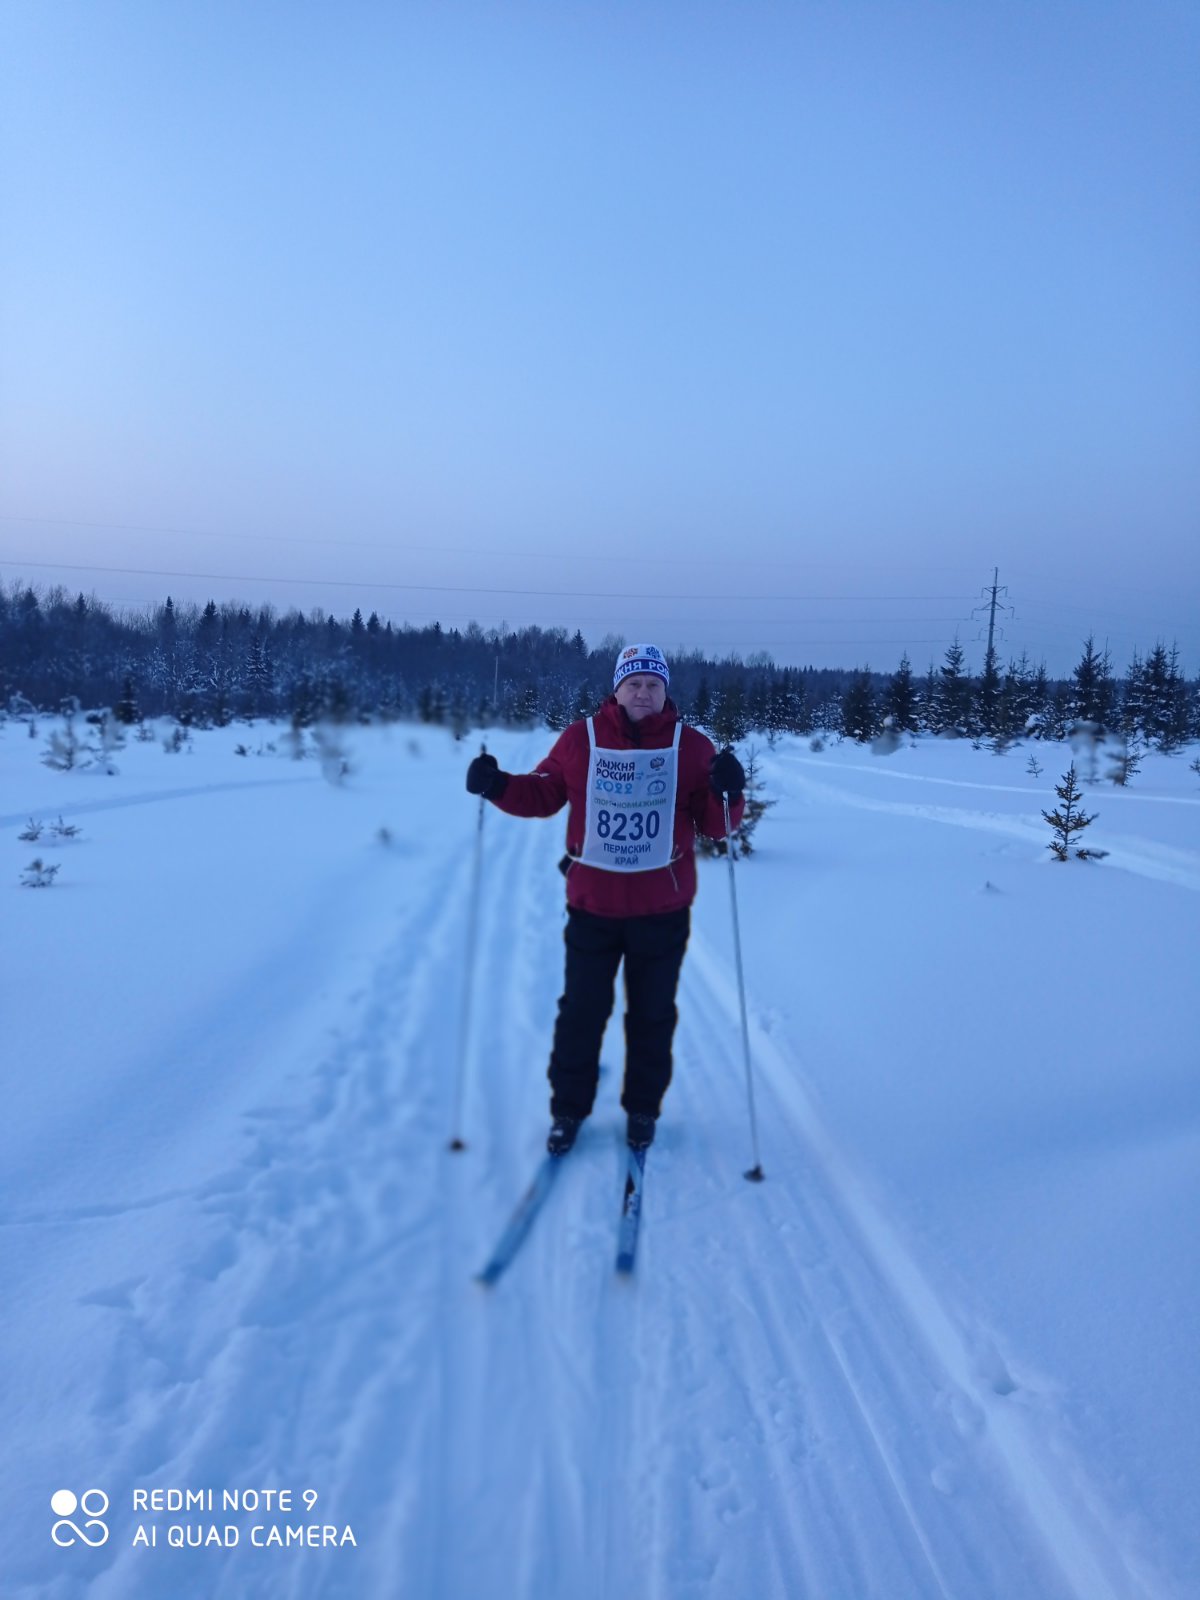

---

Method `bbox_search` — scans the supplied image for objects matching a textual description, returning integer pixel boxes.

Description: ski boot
[547,1115,581,1157]
[626,1112,656,1152]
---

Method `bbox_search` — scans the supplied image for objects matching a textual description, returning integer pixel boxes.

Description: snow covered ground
[2,715,1197,1600]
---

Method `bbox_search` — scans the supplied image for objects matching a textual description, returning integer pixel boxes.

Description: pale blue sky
[1,1,1196,674]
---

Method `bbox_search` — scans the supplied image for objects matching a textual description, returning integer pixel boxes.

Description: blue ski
[475,1154,565,1286]
[615,1147,647,1274]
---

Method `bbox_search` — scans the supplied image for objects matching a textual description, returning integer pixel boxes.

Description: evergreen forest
[2,584,1196,752]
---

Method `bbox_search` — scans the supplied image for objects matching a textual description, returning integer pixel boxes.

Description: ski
[475,1154,565,1286]
[615,1146,647,1275]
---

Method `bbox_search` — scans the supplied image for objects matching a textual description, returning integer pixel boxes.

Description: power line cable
[0,514,992,575]
[0,557,977,605]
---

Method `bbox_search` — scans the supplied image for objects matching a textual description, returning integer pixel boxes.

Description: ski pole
[449,741,488,1151]
[723,789,765,1181]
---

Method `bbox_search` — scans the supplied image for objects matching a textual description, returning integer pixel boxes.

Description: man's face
[615,673,667,722]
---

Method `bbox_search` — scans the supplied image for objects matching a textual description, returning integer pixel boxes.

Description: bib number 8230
[597,808,661,842]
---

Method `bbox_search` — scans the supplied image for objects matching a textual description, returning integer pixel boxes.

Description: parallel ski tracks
[666,928,1162,1600]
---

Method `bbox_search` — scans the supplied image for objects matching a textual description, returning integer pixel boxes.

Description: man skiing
[466,643,745,1157]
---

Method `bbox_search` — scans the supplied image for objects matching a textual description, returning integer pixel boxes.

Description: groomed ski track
[26,734,1176,1600]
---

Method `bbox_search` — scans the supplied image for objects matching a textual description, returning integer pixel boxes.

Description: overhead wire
[0,557,978,606]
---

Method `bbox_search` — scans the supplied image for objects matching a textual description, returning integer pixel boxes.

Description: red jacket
[492,696,744,918]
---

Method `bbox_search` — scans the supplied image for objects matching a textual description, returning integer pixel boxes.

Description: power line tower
[971,568,1017,740]
[972,567,1015,662]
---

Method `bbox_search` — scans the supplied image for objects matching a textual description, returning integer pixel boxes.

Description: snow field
[1,718,1196,1598]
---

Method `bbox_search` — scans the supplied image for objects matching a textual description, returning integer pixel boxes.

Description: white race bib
[579,718,681,873]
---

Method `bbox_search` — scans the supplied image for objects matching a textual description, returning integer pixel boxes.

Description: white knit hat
[613,643,670,688]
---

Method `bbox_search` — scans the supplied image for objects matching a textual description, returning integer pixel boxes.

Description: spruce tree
[792,671,814,734]
[1042,764,1101,861]
[975,644,1002,739]
[115,674,141,725]
[1028,661,1052,737]
[1121,650,1147,740]
[841,668,876,742]
[748,675,770,734]
[1069,634,1115,730]
[513,683,539,724]
[885,654,918,733]
[1041,682,1070,742]
[710,678,748,745]
[197,599,219,650]
[692,676,712,731]
[918,661,937,733]
[766,675,790,744]
[1138,642,1189,751]
[932,638,972,736]
[244,635,274,716]
[1001,652,1035,741]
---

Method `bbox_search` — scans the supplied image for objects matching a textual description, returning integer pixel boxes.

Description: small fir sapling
[1105,736,1144,787]
[735,748,777,856]
[90,710,123,774]
[19,818,42,842]
[50,816,81,840]
[43,722,83,771]
[697,746,775,859]
[1026,754,1044,778]
[21,858,60,887]
[1043,763,1104,861]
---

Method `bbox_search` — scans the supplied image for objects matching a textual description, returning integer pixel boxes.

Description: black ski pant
[548,906,691,1122]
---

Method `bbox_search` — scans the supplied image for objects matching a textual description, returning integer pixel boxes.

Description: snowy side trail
[775,751,1200,892]
[2,723,1194,1598]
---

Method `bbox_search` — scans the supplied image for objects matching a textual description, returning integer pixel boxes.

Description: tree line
[1,583,1195,752]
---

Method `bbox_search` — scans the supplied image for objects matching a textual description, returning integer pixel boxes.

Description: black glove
[466,752,507,799]
[710,747,745,800]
